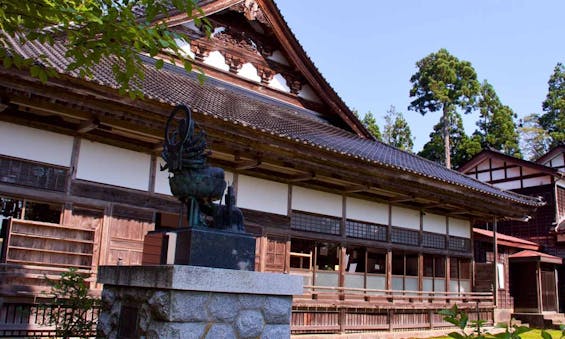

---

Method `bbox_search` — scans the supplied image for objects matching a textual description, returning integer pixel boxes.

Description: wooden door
[264,235,287,273]
[103,207,154,266]
[542,269,558,312]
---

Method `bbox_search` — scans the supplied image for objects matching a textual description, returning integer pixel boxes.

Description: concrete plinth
[97,265,302,339]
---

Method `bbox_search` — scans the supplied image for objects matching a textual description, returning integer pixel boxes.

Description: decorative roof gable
[161,0,373,138]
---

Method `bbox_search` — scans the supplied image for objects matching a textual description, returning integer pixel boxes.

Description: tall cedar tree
[383,106,414,152]
[409,49,480,168]
[0,0,211,98]
[476,80,521,157]
[518,113,551,160]
[540,63,565,147]
[418,111,481,169]
[361,111,382,141]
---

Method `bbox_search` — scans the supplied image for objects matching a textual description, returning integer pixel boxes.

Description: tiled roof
[2,34,544,208]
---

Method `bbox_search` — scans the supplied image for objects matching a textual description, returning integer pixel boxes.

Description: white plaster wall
[203,51,229,72]
[476,160,490,171]
[523,176,551,188]
[268,73,291,93]
[236,175,288,215]
[491,169,505,181]
[292,186,342,217]
[77,140,151,191]
[506,167,520,178]
[491,159,504,168]
[0,121,73,166]
[448,217,471,238]
[154,157,172,195]
[477,172,491,182]
[174,38,195,59]
[550,155,564,168]
[345,197,388,225]
[494,181,522,190]
[422,213,446,233]
[266,50,289,65]
[297,84,322,103]
[391,206,420,230]
[237,63,261,82]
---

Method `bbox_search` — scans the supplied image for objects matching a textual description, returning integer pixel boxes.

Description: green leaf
[3,56,12,68]
[512,326,532,336]
[541,330,552,339]
[155,59,164,69]
[447,332,467,339]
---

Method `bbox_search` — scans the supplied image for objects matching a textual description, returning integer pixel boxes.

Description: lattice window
[346,220,387,241]
[0,156,68,192]
[422,232,446,249]
[291,211,340,235]
[449,236,471,252]
[391,227,419,246]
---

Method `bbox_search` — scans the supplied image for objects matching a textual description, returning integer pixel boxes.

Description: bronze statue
[161,105,244,232]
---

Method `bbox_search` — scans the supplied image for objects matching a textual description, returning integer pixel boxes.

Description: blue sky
[275,1,565,151]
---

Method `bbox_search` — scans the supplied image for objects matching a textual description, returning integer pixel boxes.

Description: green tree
[361,111,382,141]
[0,0,211,98]
[518,113,551,160]
[409,48,480,168]
[383,105,414,151]
[475,80,521,157]
[419,111,480,169]
[540,62,565,147]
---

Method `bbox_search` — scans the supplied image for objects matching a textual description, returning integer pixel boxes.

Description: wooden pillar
[537,261,543,313]
[493,217,498,307]
[259,236,267,272]
[339,246,346,300]
[555,267,560,313]
[386,249,392,291]
[418,253,424,301]
[445,255,451,295]
[284,237,291,274]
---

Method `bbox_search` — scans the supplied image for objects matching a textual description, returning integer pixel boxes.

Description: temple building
[460,146,565,326]
[0,0,545,334]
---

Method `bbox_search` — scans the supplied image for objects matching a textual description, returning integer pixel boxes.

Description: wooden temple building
[0,0,546,334]
[460,146,565,326]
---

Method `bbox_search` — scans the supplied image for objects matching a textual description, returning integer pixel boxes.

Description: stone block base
[97,265,302,339]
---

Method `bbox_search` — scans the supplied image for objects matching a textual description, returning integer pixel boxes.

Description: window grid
[449,236,471,252]
[291,211,341,235]
[422,232,446,249]
[0,156,68,192]
[391,227,419,246]
[345,220,387,241]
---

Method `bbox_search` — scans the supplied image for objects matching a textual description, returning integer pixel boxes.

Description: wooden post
[386,249,392,291]
[445,255,450,303]
[537,261,543,313]
[556,267,560,313]
[493,217,498,307]
[418,253,424,302]
[339,246,346,300]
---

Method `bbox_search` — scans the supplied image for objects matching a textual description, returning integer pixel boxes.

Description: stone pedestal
[97,265,302,339]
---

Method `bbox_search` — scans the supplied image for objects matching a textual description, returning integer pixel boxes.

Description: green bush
[42,268,100,338]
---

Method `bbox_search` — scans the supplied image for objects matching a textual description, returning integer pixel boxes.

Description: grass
[427,329,562,339]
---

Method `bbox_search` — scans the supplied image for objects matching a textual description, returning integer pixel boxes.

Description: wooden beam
[389,196,414,203]
[77,119,99,134]
[235,159,262,170]
[287,173,315,183]
[344,185,368,194]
